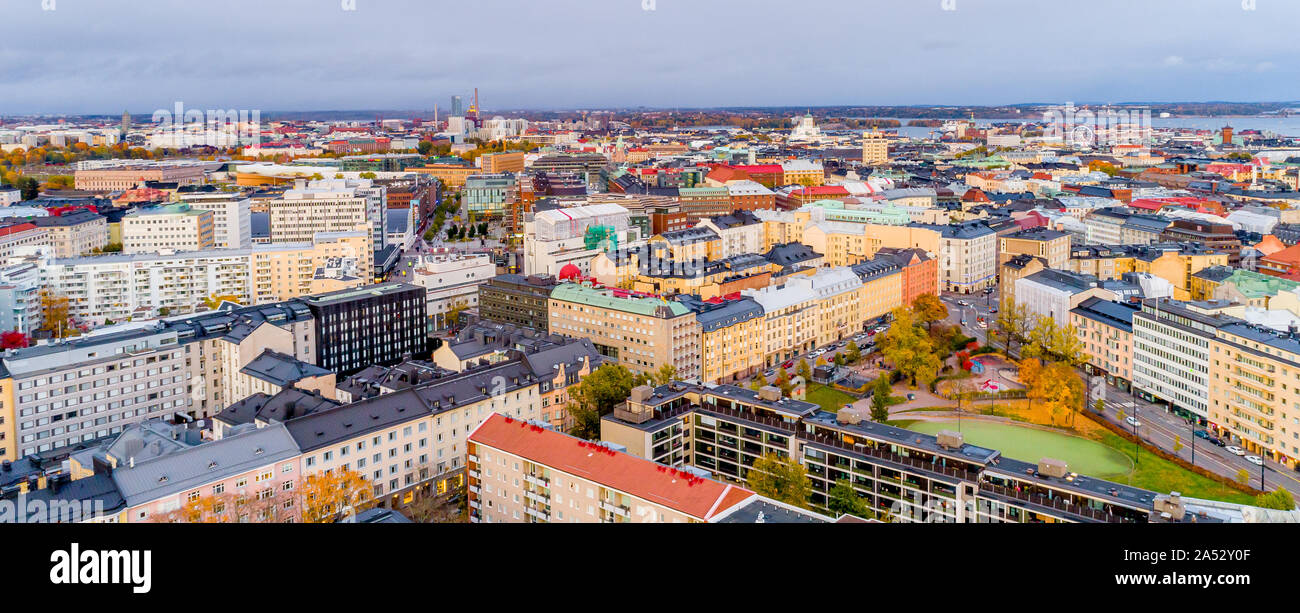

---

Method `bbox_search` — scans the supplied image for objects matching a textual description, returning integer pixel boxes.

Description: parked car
[989,306,998,313]
[1245,455,1264,466]
[957,300,970,307]
[763,369,776,379]
[978,321,988,329]
[1194,430,1213,440]
[1211,437,1226,447]
[782,360,794,369]
[1124,416,1141,428]
[1225,446,1246,456]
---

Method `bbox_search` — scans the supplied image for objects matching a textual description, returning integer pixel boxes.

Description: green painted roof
[550,283,691,318]
[1223,269,1300,299]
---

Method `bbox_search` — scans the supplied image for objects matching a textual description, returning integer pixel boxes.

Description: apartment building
[547,282,700,381]
[40,231,371,324]
[682,296,765,385]
[463,173,516,218]
[601,382,1197,523]
[914,222,997,294]
[268,184,373,249]
[1070,297,1139,390]
[1,326,192,458]
[479,151,526,174]
[695,210,764,259]
[31,211,107,257]
[467,413,828,523]
[284,359,545,509]
[1132,299,1215,421]
[409,253,496,331]
[0,223,51,259]
[477,273,559,331]
[121,204,216,254]
[725,180,777,212]
[182,193,253,249]
[299,283,427,376]
[862,129,889,165]
[1067,243,1229,301]
[999,227,1070,270]
[744,278,820,367]
[780,160,824,187]
[1015,269,1120,327]
[114,423,302,523]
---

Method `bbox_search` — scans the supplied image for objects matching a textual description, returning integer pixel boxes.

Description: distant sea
[856,116,1300,140]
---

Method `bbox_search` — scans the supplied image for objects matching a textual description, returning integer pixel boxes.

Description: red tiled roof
[0,223,38,237]
[469,413,755,521]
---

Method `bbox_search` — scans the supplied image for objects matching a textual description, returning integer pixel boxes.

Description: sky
[2,0,1298,114]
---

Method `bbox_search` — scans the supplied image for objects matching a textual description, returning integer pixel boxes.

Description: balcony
[524,506,550,521]
[524,473,550,488]
[525,490,549,505]
[599,500,630,517]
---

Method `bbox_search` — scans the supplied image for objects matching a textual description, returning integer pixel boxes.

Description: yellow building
[0,375,13,460]
[411,163,478,188]
[251,231,373,303]
[693,297,767,384]
[1068,245,1228,301]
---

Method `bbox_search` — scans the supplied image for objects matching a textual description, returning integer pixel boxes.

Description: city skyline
[4,0,1299,114]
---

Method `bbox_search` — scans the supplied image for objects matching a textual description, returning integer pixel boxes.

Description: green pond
[905,419,1132,477]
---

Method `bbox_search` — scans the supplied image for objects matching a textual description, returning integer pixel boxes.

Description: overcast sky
[2,0,1297,114]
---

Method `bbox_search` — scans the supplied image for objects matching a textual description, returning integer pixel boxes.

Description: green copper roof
[550,283,691,318]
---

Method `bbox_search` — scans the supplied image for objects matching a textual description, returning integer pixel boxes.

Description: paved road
[940,291,994,345]
[1094,385,1300,502]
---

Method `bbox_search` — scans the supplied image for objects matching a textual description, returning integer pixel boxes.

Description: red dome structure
[558,264,582,280]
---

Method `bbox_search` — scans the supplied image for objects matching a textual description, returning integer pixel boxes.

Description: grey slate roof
[110,423,300,507]
[240,349,333,387]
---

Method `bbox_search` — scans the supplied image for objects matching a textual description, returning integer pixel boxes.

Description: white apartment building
[269,183,372,248]
[120,203,215,254]
[38,232,370,324]
[305,178,387,252]
[3,327,192,458]
[1132,301,1212,419]
[409,253,496,331]
[182,193,253,249]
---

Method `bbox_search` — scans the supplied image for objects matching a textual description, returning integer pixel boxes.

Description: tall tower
[451,96,463,117]
[120,110,131,134]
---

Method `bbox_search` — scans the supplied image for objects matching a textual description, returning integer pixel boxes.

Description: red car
[781,360,794,369]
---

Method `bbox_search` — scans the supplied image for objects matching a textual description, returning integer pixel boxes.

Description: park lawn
[1095,431,1255,505]
[887,419,919,429]
[805,383,857,413]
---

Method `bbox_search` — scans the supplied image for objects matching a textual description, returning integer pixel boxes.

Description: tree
[1030,361,1084,428]
[796,358,812,381]
[1236,469,1251,487]
[845,341,861,363]
[0,331,29,349]
[1255,487,1296,511]
[38,290,74,339]
[747,453,812,508]
[649,363,678,386]
[298,469,375,523]
[774,367,794,397]
[870,377,891,422]
[910,293,948,331]
[444,303,468,329]
[827,479,872,519]
[418,141,434,156]
[748,378,764,391]
[566,363,637,439]
[993,298,1032,356]
[18,177,39,201]
[202,293,241,310]
[877,307,941,388]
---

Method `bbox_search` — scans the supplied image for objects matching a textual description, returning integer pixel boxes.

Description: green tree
[870,377,892,422]
[746,453,812,508]
[566,363,637,439]
[796,358,812,382]
[417,141,434,156]
[845,341,861,363]
[1236,469,1251,487]
[993,298,1031,355]
[1255,487,1296,511]
[827,479,872,519]
[748,378,764,391]
[910,293,948,331]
